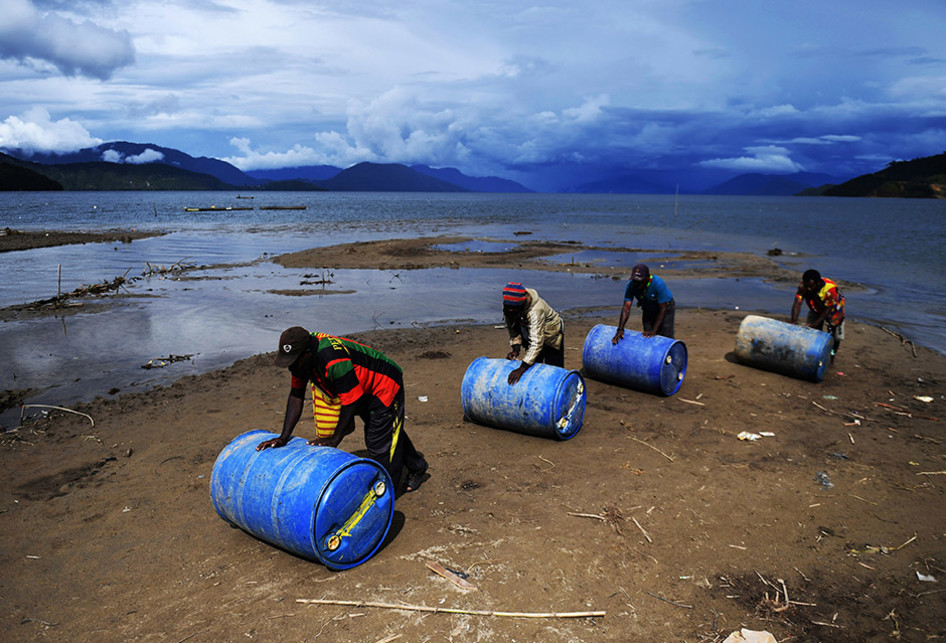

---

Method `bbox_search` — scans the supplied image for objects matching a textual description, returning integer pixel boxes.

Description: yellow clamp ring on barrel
[324,480,388,551]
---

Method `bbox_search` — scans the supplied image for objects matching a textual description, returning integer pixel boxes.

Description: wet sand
[1,235,944,641]
[0,228,162,253]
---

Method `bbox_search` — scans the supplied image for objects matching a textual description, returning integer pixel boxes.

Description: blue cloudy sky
[0,0,944,191]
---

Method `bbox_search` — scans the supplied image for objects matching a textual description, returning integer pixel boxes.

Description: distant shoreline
[0,228,163,253]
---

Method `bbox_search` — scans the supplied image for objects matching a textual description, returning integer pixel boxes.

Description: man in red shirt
[257,327,429,494]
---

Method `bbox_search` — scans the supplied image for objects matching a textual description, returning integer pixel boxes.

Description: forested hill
[822,152,946,198]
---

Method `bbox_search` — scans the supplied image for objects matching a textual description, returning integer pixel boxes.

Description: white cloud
[698,145,805,174]
[223,137,334,170]
[563,94,610,123]
[0,0,135,80]
[100,147,164,164]
[0,106,101,153]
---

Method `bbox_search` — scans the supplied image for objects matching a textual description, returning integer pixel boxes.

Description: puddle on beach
[0,258,800,429]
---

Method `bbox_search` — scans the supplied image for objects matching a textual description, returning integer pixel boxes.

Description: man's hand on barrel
[256,436,288,451]
[307,434,342,448]
[611,328,625,344]
[507,363,529,385]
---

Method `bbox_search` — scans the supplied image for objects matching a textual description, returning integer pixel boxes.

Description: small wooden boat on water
[184,206,254,212]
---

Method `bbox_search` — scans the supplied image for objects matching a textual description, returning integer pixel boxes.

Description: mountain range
[1,141,943,197]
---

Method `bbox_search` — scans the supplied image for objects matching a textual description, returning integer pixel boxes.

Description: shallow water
[2,191,943,428]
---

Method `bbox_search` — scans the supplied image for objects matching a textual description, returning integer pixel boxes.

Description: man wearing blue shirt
[612,263,676,343]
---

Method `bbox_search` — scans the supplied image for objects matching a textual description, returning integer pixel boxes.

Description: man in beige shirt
[502,282,565,384]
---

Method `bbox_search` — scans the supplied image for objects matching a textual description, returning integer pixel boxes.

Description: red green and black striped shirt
[290,333,402,407]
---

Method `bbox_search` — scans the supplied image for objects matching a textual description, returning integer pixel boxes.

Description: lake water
[1,191,944,428]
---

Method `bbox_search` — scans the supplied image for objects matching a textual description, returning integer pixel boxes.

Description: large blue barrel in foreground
[210,429,394,570]
[581,324,687,396]
[460,357,586,440]
[733,315,833,382]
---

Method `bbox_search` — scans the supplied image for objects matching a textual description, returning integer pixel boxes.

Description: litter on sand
[814,471,834,490]
[722,629,777,643]
[737,431,762,441]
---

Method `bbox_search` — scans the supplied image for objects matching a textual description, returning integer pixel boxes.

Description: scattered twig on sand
[812,401,835,415]
[567,511,608,521]
[537,455,555,469]
[893,533,917,551]
[465,559,491,575]
[631,516,653,543]
[568,506,626,535]
[645,592,693,609]
[630,437,675,462]
[678,397,705,406]
[21,617,59,627]
[20,404,94,427]
[917,470,946,475]
[374,635,402,643]
[881,326,918,358]
[811,620,843,628]
[296,598,605,619]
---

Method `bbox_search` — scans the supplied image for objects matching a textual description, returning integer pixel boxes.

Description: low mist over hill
[2,141,943,197]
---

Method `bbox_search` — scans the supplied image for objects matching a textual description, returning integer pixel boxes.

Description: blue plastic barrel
[733,315,833,382]
[460,357,586,440]
[210,429,394,570]
[581,324,687,396]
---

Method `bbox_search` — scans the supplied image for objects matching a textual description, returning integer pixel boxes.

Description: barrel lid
[658,341,688,396]
[313,460,394,570]
[554,371,586,440]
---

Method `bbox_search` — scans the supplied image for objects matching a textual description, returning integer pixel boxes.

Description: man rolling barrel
[612,263,676,343]
[791,269,846,360]
[257,327,429,494]
[502,282,565,385]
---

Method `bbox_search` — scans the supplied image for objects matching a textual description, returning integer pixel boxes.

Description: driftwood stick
[631,516,653,543]
[630,437,674,462]
[296,598,604,618]
[20,404,94,427]
[893,534,917,551]
[374,635,402,643]
[567,512,607,521]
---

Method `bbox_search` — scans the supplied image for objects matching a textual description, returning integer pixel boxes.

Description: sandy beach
[1,235,944,642]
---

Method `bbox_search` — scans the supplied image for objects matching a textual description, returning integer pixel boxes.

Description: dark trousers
[362,389,426,488]
[642,299,676,338]
[807,311,844,355]
[535,341,565,367]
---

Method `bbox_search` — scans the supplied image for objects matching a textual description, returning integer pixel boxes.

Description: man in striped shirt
[791,269,846,359]
[257,327,429,494]
[502,282,565,385]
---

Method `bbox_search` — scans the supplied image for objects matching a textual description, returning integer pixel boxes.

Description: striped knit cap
[503,282,528,307]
